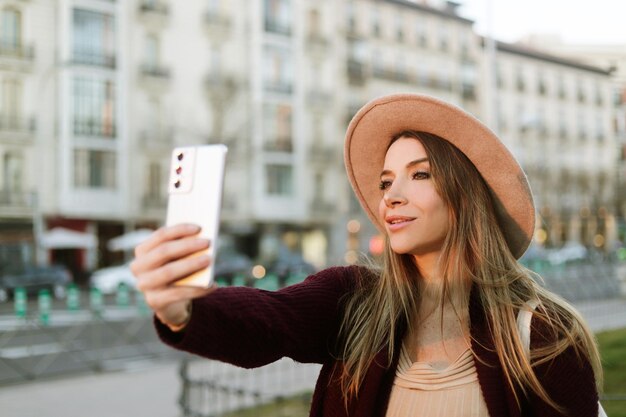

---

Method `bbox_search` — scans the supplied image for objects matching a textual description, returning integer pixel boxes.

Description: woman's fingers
[146,285,218,313]
[131,236,210,278]
[135,251,212,291]
[135,224,201,258]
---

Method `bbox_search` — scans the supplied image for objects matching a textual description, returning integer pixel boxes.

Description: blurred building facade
[489,41,617,250]
[0,0,621,280]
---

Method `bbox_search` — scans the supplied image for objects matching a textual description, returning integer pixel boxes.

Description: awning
[40,227,98,249]
[107,228,154,251]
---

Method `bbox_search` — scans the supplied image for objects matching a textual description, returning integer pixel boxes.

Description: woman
[131,94,602,417]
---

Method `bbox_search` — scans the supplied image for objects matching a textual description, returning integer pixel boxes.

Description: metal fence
[178,356,320,417]
[0,306,173,385]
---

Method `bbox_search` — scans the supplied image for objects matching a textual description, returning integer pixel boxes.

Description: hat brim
[344,93,535,259]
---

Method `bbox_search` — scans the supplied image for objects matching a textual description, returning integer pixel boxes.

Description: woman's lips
[385,216,416,232]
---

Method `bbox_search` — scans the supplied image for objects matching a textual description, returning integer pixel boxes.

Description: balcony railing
[72,52,116,69]
[204,11,231,31]
[347,59,367,86]
[73,119,116,138]
[310,199,336,217]
[264,81,292,95]
[139,1,169,15]
[308,144,336,164]
[264,19,291,36]
[306,91,332,108]
[0,116,36,133]
[205,73,238,100]
[140,129,173,148]
[142,194,166,209]
[0,190,34,210]
[306,33,329,48]
[264,139,293,153]
[0,42,35,60]
[140,64,171,79]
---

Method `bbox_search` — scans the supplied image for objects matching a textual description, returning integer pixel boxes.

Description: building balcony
[204,11,232,40]
[308,143,337,165]
[205,73,239,102]
[142,194,166,210]
[0,42,35,72]
[306,33,330,59]
[264,139,293,153]
[264,81,293,95]
[73,119,116,138]
[310,199,336,219]
[0,190,34,217]
[372,67,410,83]
[139,1,169,15]
[72,52,116,69]
[0,116,36,133]
[139,64,171,93]
[306,91,332,109]
[461,84,476,101]
[347,59,367,86]
[138,1,170,28]
[0,116,36,143]
[264,19,291,36]
[139,129,173,151]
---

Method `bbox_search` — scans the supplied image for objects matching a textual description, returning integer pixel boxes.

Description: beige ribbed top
[385,346,491,417]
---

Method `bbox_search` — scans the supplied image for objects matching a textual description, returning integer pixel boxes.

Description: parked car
[89,263,136,295]
[0,264,73,302]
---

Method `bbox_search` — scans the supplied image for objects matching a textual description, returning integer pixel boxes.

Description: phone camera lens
[174,180,181,189]
[177,152,184,161]
[175,166,182,175]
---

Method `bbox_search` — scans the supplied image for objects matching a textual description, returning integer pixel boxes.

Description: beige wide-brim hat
[344,93,535,259]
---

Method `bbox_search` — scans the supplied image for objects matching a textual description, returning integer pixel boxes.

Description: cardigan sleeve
[525,316,600,417]
[154,265,361,368]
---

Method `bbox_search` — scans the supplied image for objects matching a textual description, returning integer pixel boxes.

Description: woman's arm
[154,266,357,368]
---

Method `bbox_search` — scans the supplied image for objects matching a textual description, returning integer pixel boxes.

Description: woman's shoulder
[303,264,379,289]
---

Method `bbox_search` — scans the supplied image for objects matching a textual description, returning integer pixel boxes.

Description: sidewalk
[1,298,625,417]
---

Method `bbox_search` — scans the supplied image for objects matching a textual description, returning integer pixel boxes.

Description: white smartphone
[165,144,228,288]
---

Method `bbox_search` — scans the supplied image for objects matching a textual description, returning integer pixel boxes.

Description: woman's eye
[379,180,391,190]
[412,171,431,180]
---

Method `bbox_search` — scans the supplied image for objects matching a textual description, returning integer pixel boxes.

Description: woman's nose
[383,188,407,207]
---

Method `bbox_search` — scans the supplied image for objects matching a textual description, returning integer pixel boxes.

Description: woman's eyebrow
[380,157,429,178]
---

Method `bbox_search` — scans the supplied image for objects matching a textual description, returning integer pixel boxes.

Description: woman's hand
[130,224,218,331]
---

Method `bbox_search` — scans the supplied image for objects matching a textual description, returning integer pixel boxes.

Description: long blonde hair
[338,131,602,412]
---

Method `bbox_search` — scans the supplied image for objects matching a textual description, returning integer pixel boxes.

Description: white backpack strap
[516,299,607,417]
[516,299,540,358]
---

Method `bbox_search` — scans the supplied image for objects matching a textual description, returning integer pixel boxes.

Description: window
[3,152,23,192]
[73,77,116,138]
[415,17,427,46]
[1,8,21,50]
[207,0,220,15]
[438,24,449,51]
[370,8,380,38]
[1,78,21,127]
[144,34,160,69]
[266,164,292,196]
[395,14,404,42]
[73,9,115,67]
[308,9,321,36]
[74,149,116,189]
[264,0,291,35]
[263,45,293,94]
[263,103,292,152]
[147,162,162,197]
[346,2,356,34]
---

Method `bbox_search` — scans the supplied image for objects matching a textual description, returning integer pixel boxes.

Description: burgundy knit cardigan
[155,266,600,417]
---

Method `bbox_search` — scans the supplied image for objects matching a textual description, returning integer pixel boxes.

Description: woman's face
[378,137,450,256]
